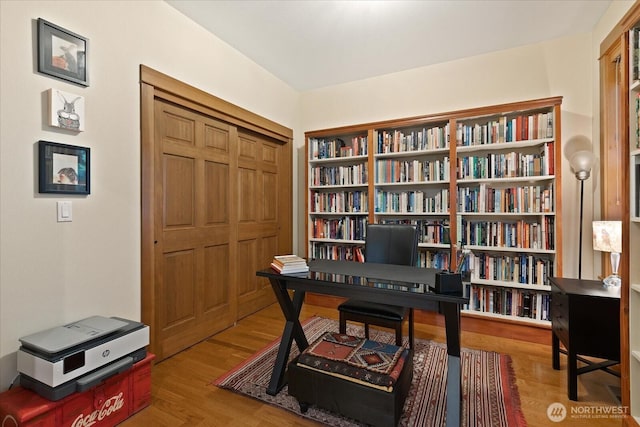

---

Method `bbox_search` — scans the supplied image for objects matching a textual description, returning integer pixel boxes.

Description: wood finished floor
[121,304,623,426]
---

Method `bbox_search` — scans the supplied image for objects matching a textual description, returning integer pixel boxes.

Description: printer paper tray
[20,347,146,401]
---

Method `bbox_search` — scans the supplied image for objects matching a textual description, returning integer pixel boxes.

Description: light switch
[57,201,72,222]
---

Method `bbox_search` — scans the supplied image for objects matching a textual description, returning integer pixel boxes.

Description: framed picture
[47,88,85,131]
[39,141,90,194]
[37,18,89,87]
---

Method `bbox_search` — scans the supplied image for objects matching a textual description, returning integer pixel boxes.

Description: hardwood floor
[121,304,623,426]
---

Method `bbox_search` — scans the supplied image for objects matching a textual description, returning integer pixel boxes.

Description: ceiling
[166,0,613,91]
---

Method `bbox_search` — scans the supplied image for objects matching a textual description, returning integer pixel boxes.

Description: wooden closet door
[153,100,237,359]
[236,130,279,318]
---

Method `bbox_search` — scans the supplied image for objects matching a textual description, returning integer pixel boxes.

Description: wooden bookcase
[305,96,563,327]
[628,16,640,426]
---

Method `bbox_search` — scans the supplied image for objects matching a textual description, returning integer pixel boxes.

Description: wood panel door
[141,66,293,361]
[236,130,279,318]
[154,100,237,359]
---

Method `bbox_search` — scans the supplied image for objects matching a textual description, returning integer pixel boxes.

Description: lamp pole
[570,149,595,281]
[578,179,584,280]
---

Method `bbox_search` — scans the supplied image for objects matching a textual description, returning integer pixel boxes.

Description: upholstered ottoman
[287,332,413,427]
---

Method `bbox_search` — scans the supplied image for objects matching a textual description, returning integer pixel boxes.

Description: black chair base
[288,350,413,427]
[339,303,414,348]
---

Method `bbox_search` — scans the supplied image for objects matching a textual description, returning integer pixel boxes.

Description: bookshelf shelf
[305,96,562,326]
[456,175,554,185]
[470,278,552,292]
[309,154,369,164]
[461,309,551,327]
[456,138,554,153]
[374,147,450,158]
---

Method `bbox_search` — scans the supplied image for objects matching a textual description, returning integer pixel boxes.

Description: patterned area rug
[214,317,526,427]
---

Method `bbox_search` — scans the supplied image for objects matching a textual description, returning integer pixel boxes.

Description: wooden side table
[550,277,620,400]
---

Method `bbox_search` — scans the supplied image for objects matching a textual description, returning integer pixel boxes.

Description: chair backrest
[364,224,419,266]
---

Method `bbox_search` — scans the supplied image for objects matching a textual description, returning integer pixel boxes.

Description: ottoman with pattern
[288,332,413,427]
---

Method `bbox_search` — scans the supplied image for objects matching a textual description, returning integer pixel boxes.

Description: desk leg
[552,332,560,370]
[441,302,461,427]
[267,278,308,396]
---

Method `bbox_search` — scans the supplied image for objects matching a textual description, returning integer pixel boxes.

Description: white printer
[17,316,149,401]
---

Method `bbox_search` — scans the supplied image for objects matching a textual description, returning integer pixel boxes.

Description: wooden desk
[550,277,620,401]
[257,259,468,427]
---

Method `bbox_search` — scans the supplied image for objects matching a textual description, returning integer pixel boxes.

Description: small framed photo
[37,18,89,87]
[39,141,90,194]
[48,89,85,131]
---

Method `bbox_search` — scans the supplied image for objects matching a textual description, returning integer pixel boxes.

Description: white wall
[0,0,299,390]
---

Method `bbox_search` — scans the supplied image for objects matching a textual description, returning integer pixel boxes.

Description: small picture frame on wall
[37,18,89,87]
[48,88,85,131]
[39,141,90,194]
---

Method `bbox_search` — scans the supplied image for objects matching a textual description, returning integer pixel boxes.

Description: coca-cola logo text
[70,392,125,427]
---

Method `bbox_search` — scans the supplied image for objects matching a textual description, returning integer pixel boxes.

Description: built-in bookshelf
[305,96,562,327]
[629,21,640,424]
[307,133,369,260]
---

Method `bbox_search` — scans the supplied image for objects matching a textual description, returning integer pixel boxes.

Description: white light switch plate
[57,201,72,222]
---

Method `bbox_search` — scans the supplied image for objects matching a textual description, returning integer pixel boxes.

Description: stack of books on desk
[271,255,309,274]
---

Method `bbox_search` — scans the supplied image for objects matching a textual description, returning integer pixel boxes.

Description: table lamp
[592,221,622,287]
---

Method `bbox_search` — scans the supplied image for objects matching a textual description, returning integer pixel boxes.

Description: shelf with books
[464,282,551,326]
[305,96,562,327]
[454,105,559,327]
[374,122,450,154]
[307,132,370,261]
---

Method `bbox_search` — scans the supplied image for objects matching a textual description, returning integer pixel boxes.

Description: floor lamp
[570,150,595,280]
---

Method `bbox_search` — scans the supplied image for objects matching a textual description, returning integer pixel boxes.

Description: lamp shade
[592,221,622,253]
[570,150,596,180]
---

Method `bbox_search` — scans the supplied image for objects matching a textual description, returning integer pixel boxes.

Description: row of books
[309,242,361,261]
[308,240,451,271]
[469,253,554,286]
[465,284,551,321]
[270,254,309,274]
[310,190,368,214]
[417,250,450,270]
[375,158,450,184]
[459,217,555,251]
[632,26,640,83]
[309,136,368,160]
[375,125,450,154]
[456,112,554,146]
[457,183,554,214]
[456,142,554,179]
[376,218,451,245]
[310,164,368,187]
[310,217,367,241]
[635,92,640,149]
[374,188,449,214]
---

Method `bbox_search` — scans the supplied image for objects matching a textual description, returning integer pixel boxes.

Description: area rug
[214,317,526,427]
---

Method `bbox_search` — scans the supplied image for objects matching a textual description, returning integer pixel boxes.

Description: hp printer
[17,316,149,401]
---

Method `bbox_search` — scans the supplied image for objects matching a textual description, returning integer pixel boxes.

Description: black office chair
[338,223,419,348]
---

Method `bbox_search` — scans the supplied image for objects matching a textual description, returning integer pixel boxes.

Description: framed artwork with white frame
[48,88,85,131]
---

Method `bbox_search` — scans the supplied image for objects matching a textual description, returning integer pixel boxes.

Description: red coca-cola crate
[0,353,154,427]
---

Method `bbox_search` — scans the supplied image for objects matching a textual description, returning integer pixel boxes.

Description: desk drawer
[551,288,569,343]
